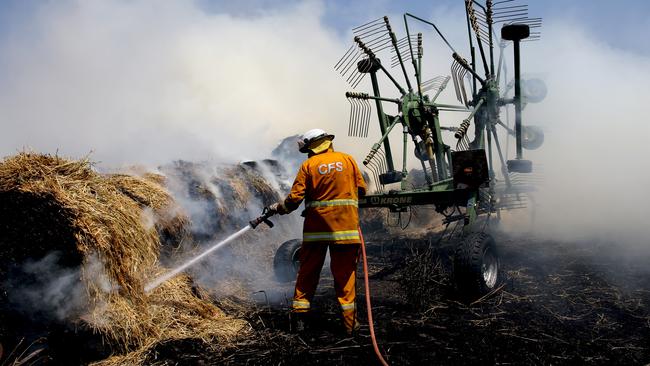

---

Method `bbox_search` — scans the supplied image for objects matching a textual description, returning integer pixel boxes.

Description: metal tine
[351,62,371,88]
[421,77,443,87]
[393,36,417,50]
[458,63,469,105]
[366,148,386,192]
[365,99,372,137]
[342,51,363,79]
[451,61,463,103]
[339,47,361,72]
[351,97,360,137]
[421,76,445,89]
[349,66,364,86]
[348,69,364,88]
[493,4,528,11]
[349,56,368,82]
[335,45,356,71]
[474,12,489,25]
[366,160,381,193]
[348,98,357,137]
[352,17,384,32]
[391,37,417,67]
[477,28,491,39]
[350,98,359,136]
[353,21,386,34]
[357,99,364,137]
[344,54,364,82]
[347,98,354,136]
[355,30,388,45]
[356,98,364,136]
[392,56,412,68]
[376,148,386,171]
[360,99,369,137]
[353,21,387,36]
[421,76,446,92]
[422,82,445,93]
[337,50,360,79]
[493,11,530,21]
[361,37,392,55]
[494,14,528,21]
[351,73,366,89]
[356,27,389,43]
[351,63,370,88]
[493,8,528,16]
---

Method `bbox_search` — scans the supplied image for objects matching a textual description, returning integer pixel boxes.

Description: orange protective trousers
[291,242,359,332]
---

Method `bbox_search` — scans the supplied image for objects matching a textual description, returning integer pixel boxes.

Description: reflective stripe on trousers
[305,199,358,208]
[292,300,310,312]
[303,230,360,242]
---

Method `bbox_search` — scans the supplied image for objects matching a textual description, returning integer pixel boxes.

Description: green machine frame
[336,2,545,234]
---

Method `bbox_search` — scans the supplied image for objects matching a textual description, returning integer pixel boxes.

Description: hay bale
[107,174,191,253]
[159,160,284,240]
[0,153,248,363]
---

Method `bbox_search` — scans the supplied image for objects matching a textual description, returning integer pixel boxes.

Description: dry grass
[0,152,249,364]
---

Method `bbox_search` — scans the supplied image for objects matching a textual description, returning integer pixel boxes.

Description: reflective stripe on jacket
[284,148,366,244]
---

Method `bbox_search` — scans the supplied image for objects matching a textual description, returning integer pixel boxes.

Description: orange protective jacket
[283,147,366,244]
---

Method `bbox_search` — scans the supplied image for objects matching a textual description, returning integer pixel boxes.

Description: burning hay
[0,153,248,364]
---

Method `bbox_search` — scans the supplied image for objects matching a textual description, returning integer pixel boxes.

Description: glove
[268,201,288,215]
[267,202,279,215]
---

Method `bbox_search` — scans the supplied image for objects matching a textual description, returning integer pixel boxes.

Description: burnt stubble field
[148,229,650,365]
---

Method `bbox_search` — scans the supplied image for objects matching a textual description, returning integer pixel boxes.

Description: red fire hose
[359,227,390,366]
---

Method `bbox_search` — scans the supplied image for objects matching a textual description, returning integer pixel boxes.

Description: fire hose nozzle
[249,207,275,229]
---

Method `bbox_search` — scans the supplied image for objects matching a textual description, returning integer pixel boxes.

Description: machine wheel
[273,239,302,282]
[522,78,547,103]
[453,232,500,297]
[522,125,544,150]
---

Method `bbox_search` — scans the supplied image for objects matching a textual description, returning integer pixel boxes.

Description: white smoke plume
[0,0,349,165]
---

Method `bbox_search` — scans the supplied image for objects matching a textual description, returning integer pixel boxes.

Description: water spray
[144,208,275,293]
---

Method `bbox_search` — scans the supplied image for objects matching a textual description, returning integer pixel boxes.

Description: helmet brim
[299,134,334,153]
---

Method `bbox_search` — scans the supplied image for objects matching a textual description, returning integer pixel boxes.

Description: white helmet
[298,128,335,153]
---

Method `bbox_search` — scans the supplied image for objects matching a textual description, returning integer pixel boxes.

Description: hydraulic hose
[359,227,390,366]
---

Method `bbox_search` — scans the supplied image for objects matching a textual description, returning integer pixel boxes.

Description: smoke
[500,20,650,249]
[4,252,87,322]
[0,0,349,165]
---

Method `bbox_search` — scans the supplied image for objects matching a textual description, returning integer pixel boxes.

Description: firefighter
[267,128,366,335]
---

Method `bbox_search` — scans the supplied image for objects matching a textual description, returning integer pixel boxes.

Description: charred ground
[144,230,650,365]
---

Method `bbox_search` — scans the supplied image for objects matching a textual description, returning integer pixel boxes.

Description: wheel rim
[482,248,498,288]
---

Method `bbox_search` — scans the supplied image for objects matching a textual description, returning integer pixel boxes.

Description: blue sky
[1,0,649,56]
[183,0,650,55]
[198,0,650,56]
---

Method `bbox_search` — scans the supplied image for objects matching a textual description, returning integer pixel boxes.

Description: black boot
[290,311,308,333]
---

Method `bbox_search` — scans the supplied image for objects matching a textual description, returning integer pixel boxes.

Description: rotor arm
[454,98,486,148]
[384,16,413,92]
[363,115,401,166]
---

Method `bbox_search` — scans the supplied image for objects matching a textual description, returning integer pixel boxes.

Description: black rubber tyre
[522,125,544,150]
[453,232,500,298]
[523,78,547,103]
[273,239,302,282]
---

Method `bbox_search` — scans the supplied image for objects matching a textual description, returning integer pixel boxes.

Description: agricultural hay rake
[274,0,547,298]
